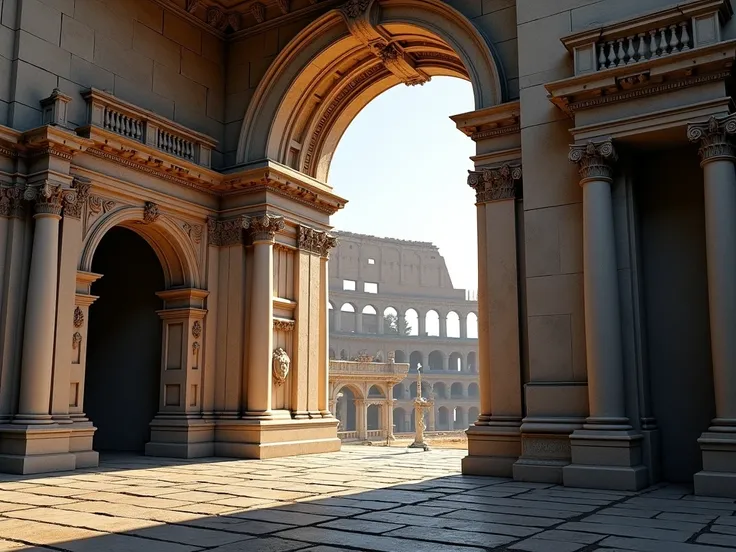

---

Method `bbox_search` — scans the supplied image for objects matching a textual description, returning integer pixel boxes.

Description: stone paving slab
[0,446,731,551]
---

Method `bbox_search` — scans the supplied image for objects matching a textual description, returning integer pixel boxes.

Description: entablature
[547,0,735,116]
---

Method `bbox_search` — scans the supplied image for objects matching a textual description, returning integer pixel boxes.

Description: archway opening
[467,313,478,339]
[451,382,464,399]
[433,382,447,400]
[428,350,444,371]
[449,352,463,372]
[467,351,477,373]
[409,350,423,372]
[425,310,440,337]
[85,227,163,452]
[394,407,407,433]
[454,406,466,430]
[362,305,378,334]
[447,312,460,338]
[394,350,406,363]
[340,303,357,333]
[438,406,450,431]
[405,309,419,337]
[468,382,479,398]
[336,386,359,432]
[367,404,381,431]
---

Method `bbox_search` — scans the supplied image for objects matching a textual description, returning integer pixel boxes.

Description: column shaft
[246,241,274,416]
[702,158,736,423]
[17,202,62,422]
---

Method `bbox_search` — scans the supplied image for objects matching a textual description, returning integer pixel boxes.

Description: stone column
[386,390,395,440]
[459,316,467,339]
[563,141,647,491]
[463,164,524,478]
[245,215,284,418]
[355,310,363,334]
[377,314,384,334]
[417,313,425,336]
[439,314,447,338]
[356,399,367,440]
[15,185,64,424]
[428,404,436,431]
[688,115,736,497]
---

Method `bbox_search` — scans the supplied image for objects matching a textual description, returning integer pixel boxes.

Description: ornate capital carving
[298,225,338,257]
[63,177,91,219]
[467,163,522,204]
[0,188,11,218]
[251,2,265,23]
[25,182,64,216]
[687,115,736,164]
[143,201,160,224]
[207,215,250,247]
[569,140,618,183]
[249,214,285,243]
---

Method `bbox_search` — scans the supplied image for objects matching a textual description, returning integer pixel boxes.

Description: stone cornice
[451,101,520,142]
[569,140,618,182]
[467,163,522,204]
[688,114,736,163]
[546,40,736,115]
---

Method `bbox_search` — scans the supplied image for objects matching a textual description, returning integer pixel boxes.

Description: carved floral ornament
[192,320,202,339]
[568,140,618,183]
[298,225,338,257]
[467,164,522,204]
[272,347,291,386]
[143,201,160,224]
[207,214,286,247]
[273,318,295,332]
[73,306,84,328]
[687,114,736,163]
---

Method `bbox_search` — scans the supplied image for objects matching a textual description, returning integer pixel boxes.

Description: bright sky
[328,77,478,292]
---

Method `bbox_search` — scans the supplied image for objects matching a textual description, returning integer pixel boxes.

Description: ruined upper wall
[0,0,227,165]
[328,231,466,299]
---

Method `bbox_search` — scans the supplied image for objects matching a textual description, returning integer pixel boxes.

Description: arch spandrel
[237,0,506,181]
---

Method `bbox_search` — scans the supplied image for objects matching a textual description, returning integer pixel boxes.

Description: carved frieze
[273,318,295,332]
[568,140,618,182]
[249,214,285,242]
[298,225,338,257]
[467,164,522,204]
[272,347,291,386]
[687,114,736,163]
[207,215,250,247]
[143,201,160,224]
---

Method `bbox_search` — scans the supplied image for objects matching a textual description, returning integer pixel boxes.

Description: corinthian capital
[467,163,522,204]
[298,225,338,258]
[687,114,736,164]
[207,215,249,247]
[569,140,618,182]
[249,214,285,243]
[24,182,64,216]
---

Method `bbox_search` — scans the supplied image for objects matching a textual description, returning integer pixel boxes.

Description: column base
[462,423,521,477]
[562,428,649,491]
[145,416,215,459]
[512,419,582,484]
[0,425,76,474]
[69,420,98,469]
[214,416,340,459]
[694,428,736,498]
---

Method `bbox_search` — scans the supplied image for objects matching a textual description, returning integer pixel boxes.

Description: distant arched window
[467,312,478,339]
[446,311,460,338]
[404,309,419,336]
[425,310,440,337]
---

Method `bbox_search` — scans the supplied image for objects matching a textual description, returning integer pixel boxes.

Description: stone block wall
[0,0,226,164]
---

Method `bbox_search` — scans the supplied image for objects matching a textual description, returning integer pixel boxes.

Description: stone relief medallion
[272,347,291,386]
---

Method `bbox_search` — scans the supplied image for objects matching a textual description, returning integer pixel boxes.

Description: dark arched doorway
[85,227,164,452]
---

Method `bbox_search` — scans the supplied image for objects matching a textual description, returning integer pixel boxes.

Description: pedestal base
[694,430,736,498]
[0,425,76,474]
[463,424,521,477]
[145,416,215,458]
[69,421,98,469]
[214,416,340,459]
[563,428,649,491]
[512,432,572,484]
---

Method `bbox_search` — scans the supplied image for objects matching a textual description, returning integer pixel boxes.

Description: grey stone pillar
[688,115,736,497]
[15,185,64,424]
[563,141,647,491]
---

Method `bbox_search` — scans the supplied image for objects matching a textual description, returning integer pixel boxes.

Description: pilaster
[463,163,524,478]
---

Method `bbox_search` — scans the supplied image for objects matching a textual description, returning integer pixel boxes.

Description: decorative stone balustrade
[80,88,216,168]
[563,0,732,75]
[330,360,409,379]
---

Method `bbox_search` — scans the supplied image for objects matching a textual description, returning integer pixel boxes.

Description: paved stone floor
[0,446,733,551]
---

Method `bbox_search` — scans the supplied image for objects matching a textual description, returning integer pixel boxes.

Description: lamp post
[409,363,432,451]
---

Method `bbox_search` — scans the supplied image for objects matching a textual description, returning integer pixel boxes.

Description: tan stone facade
[0,0,736,498]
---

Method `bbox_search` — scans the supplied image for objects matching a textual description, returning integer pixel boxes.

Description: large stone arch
[237,0,505,182]
[80,206,202,289]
